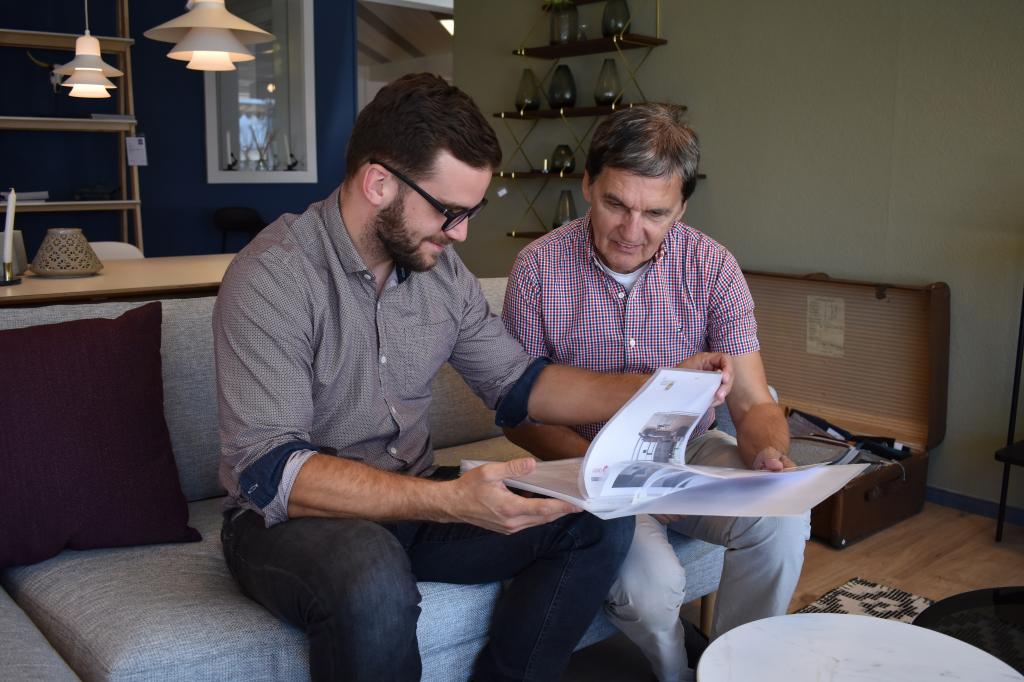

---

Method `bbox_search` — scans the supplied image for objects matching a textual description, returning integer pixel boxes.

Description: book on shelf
[463,368,867,519]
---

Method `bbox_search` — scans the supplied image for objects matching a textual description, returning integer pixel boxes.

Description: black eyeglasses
[371,159,488,231]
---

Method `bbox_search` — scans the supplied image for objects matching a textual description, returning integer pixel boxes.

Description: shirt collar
[327,188,371,275]
[329,188,412,284]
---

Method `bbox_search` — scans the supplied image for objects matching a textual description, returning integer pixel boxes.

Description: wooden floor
[564,503,1024,681]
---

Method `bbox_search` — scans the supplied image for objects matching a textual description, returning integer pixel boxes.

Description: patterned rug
[797,576,934,623]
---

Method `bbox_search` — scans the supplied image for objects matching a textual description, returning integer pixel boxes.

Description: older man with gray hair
[501,103,811,682]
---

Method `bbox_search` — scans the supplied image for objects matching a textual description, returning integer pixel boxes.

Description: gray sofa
[0,277,725,681]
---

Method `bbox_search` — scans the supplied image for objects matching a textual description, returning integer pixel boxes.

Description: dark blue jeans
[221,509,634,681]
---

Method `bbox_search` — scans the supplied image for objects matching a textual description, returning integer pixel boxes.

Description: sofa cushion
[0,297,223,503]
[0,303,199,569]
[1,498,503,682]
[0,587,79,681]
[2,493,721,682]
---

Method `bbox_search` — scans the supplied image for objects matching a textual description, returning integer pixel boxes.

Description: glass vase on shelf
[602,0,630,37]
[547,1,578,45]
[550,145,575,173]
[593,58,622,106]
[548,65,577,109]
[553,190,577,229]
[514,68,542,111]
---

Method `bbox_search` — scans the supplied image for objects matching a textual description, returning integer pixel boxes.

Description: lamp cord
[84,0,90,34]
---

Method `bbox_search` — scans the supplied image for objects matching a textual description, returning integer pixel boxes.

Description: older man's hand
[676,352,733,406]
[752,447,796,471]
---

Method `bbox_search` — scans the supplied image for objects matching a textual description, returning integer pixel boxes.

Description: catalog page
[582,367,722,498]
[462,367,868,518]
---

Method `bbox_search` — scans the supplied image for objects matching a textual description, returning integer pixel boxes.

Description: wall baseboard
[926,486,1024,527]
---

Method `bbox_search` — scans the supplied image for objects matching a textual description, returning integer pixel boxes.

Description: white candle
[225,130,232,166]
[284,134,292,161]
[3,188,14,265]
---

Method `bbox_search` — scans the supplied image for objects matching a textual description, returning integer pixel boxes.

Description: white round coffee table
[697,613,1023,681]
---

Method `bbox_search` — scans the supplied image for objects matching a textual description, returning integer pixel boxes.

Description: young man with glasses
[214,73,731,681]
[501,104,811,682]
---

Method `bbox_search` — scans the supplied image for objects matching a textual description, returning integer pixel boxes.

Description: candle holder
[0,229,26,286]
[30,228,103,278]
[0,261,21,286]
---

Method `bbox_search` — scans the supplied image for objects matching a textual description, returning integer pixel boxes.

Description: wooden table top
[0,253,235,306]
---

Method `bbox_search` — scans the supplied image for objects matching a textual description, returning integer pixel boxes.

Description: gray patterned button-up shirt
[213,188,534,525]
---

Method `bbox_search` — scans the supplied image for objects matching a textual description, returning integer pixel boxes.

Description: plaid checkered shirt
[502,212,760,441]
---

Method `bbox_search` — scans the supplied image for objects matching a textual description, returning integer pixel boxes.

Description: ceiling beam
[357,3,425,59]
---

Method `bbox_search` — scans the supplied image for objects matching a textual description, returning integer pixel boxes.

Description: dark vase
[593,58,622,106]
[549,4,579,45]
[548,65,577,109]
[514,68,542,111]
[550,145,576,174]
[553,190,577,229]
[601,0,631,37]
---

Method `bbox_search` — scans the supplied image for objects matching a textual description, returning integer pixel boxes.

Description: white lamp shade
[68,83,111,98]
[54,33,123,77]
[61,68,116,90]
[144,0,273,45]
[185,50,237,71]
[167,27,254,68]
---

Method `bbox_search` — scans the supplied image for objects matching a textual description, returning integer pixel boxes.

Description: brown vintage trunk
[744,272,950,548]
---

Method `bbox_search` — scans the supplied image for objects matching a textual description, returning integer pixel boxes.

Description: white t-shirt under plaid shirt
[502,212,760,442]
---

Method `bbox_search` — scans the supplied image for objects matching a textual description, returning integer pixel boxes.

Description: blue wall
[0,0,357,257]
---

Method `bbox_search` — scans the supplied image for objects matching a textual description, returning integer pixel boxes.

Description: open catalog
[463,368,868,520]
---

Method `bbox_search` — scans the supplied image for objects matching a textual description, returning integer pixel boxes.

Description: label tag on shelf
[126,137,148,167]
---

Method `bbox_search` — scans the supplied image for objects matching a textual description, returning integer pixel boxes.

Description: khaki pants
[604,430,812,681]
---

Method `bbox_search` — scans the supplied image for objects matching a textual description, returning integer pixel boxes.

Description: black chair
[996,283,1024,542]
[214,206,266,253]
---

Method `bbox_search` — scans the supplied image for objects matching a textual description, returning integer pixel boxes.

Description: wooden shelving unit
[0,200,141,213]
[0,0,144,250]
[0,28,132,54]
[0,116,137,133]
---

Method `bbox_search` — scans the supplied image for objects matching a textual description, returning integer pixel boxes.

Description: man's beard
[372,194,453,272]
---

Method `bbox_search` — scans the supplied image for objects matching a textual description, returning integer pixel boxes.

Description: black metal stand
[996,281,1024,541]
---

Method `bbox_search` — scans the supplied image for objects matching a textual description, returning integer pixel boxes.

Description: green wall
[453,0,1024,510]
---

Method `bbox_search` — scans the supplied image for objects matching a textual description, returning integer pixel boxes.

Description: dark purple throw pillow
[0,302,200,569]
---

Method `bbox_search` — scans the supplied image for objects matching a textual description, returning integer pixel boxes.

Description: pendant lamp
[144,0,274,72]
[55,0,122,98]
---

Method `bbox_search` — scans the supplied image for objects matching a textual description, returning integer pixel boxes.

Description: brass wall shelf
[494,171,584,180]
[498,0,671,239]
[495,104,684,120]
[514,34,667,60]
[506,230,551,239]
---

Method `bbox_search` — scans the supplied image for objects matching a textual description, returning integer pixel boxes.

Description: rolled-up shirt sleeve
[706,251,759,355]
[213,250,318,526]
